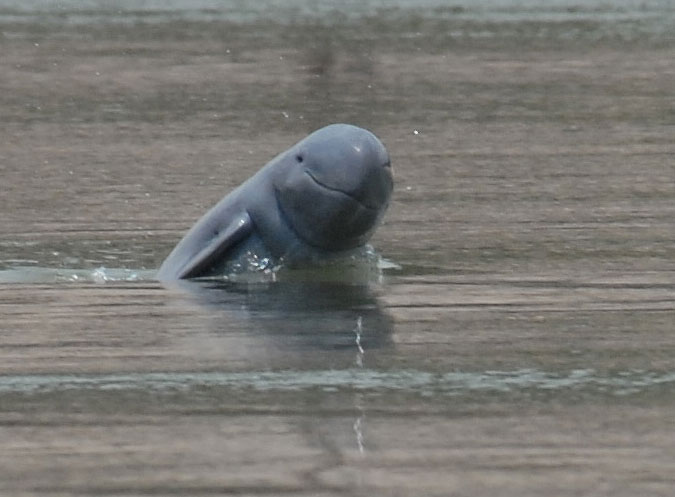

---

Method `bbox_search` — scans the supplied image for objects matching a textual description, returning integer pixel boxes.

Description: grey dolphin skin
[157,124,393,280]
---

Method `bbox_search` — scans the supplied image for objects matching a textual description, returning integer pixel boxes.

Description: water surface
[1,1,674,495]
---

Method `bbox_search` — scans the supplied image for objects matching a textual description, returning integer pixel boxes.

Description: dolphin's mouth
[304,170,377,211]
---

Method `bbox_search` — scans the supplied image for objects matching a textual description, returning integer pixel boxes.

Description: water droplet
[92,267,109,284]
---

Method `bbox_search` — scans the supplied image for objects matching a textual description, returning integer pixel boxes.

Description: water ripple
[1,368,674,396]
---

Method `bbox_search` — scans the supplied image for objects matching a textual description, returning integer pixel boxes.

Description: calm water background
[1,0,674,495]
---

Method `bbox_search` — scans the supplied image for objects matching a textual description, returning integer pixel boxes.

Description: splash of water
[0,245,400,285]
[0,266,157,284]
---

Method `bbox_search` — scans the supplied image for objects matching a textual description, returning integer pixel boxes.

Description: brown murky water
[1,1,674,495]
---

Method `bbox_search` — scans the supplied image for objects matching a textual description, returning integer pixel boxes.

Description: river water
[1,1,674,495]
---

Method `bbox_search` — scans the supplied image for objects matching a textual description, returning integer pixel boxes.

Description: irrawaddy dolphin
[156,124,393,280]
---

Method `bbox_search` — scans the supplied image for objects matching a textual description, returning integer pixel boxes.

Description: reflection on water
[168,279,394,351]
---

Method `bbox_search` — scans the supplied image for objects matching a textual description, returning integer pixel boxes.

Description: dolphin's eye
[295,154,304,163]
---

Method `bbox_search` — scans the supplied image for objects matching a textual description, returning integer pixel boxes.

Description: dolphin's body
[157,124,393,280]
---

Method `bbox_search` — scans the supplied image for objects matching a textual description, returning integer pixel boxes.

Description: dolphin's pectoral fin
[177,213,253,279]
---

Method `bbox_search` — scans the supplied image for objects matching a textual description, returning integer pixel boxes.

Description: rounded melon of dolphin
[157,124,393,280]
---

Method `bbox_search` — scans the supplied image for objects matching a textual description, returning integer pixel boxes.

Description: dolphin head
[274,124,393,252]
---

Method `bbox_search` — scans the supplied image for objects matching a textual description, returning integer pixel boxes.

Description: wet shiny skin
[157,124,393,279]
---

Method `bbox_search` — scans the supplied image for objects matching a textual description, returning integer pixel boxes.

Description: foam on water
[0,246,398,285]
